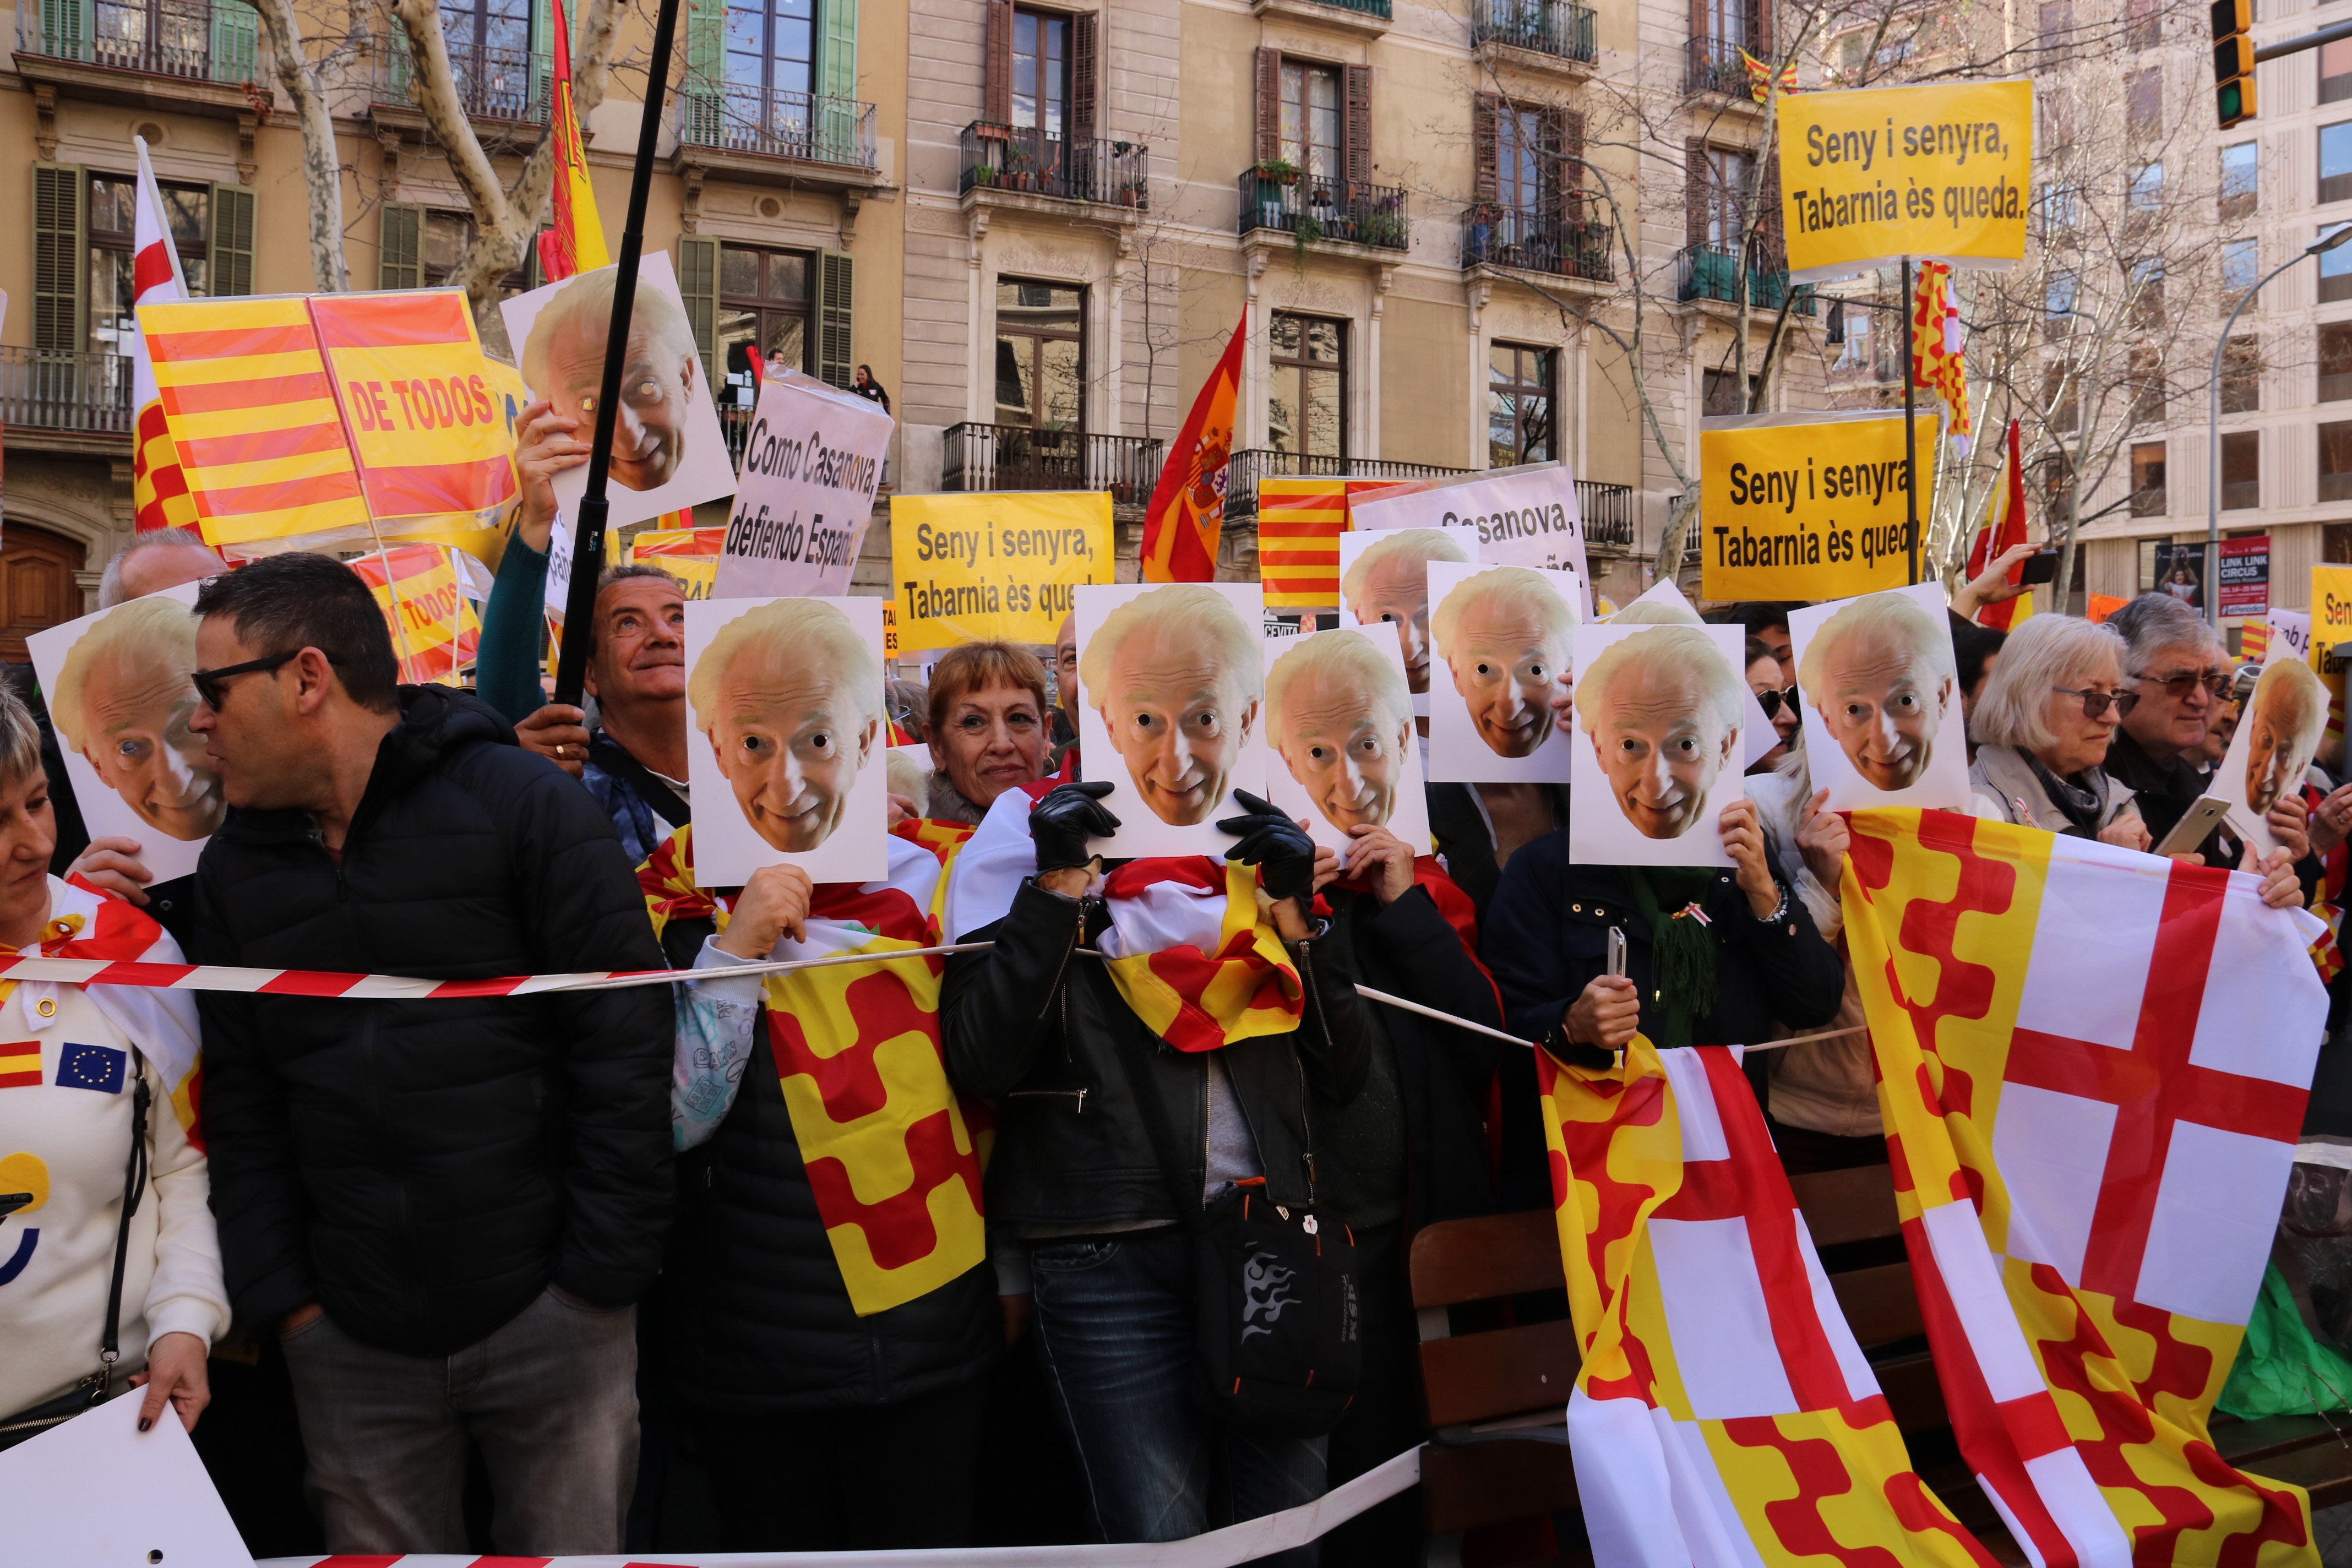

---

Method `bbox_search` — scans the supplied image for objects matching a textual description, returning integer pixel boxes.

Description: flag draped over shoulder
[944,782,1304,1052]
[640,821,988,1317]
[1842,809,2326,1567]
[1538,1036,1994,1568]
[1141,314,1244,582]
[129,138,198,536]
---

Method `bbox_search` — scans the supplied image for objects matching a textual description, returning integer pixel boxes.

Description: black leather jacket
[941,877,1371,1229]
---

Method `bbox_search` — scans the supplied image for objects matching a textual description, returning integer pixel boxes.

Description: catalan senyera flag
[138,296,371,547]
[627,524,728,598]
[536,0,609,283]
[129,138,198,536]
[309,291,519,523]
[2241,620,2272,663]
[1739,46,1800,102]
[351,544,482,685]
[1913,259,1972,453]
[1843,809,2326,1566]
[1142,314,1245,582]
[1257,476,1349,609]
[641,820,989,1317]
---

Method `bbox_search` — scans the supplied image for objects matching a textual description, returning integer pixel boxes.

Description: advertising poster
[2218,534,2270,620]
[2150,541,2207,612]
[891,492,1113,651]
[1423,561,1581,783]
[1697,410,1939,602]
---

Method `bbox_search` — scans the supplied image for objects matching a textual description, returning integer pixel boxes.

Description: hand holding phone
[2153,797,2232,858]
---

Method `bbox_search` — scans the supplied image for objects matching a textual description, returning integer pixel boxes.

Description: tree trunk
[253,0,347,290]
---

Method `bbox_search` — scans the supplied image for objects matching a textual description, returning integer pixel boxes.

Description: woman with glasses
[1745,635,1798,774]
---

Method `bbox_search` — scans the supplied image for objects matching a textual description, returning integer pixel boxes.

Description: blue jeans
[1029,1228,1327,1564]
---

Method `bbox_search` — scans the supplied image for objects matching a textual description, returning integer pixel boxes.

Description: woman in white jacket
[0,685,226,1446]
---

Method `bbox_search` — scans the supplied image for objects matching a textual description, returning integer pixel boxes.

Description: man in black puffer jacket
[187,554,671,1558]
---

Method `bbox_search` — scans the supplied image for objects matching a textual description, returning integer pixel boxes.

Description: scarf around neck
[1624,867,1719,1050]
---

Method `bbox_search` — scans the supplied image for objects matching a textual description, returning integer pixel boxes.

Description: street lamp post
[2206,224,2352,628]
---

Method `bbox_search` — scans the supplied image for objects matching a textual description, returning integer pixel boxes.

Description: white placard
[1567,620,1747,868]
[1349,465,1591,615]
[714,368,893,598]
[684,595,889,887]
[500,252,734,535]
[543,507,575,623]
[2213,654,2331,859]
[1262,627,1433,859]
[1074,581,1270,856]
[1787,583,1972,812]
[0,1390,254,1567]
[1337,526,1479,719]
[1423,561,1581,783]
[2267,607,2313,668]
[28,581,215,884]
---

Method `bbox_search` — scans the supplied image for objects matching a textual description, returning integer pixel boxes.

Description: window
[717,243,813,378]
[2325,422,2352,502]
[2040,182,2081,229]
[1496,105,1545,213]
[2127,257,2164,327]
[1696,145,1756,248]
[2222,431,2260,510]
[2127,68,2161,141]
[2325,38,2352,104]
[1268,312,1344,461]
[2326,225,2352,301]
[2223,238,2261,295]
[1700,0,1749,46]
[440,0,531,111]
[2127,0,2159,49]
[1703,367,1758,416]
[2045,270,2077,324]
[1488,344,1555,466]
[1012,8,1069,138]
[88,173,208,356]
[2222,335,2261,413]
[2220,143,2258,221]
[2038,0,2072,55]
[2043,364,2078,432]
[726,0,816,99]
[2128,161,2164,212]
[2323,122,2352,204]
[1281,61,1342,182]
[2129,349,2166,427]
[2322,323,2352,401]
[2130,442,2166,517]
[993,277,1084,431]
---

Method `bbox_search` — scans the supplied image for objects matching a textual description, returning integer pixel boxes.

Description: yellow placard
[1698,410,1939,601]
[2312,568,2352,673]
[1777,80,2032,280]
[891,492,1113,652]
[624,526,726,599]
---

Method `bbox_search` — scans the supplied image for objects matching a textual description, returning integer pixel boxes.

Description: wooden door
[0,525,89,662]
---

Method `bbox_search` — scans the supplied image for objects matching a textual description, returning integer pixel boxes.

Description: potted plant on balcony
[1255,156,1301,184]
[1359,193,1408,251]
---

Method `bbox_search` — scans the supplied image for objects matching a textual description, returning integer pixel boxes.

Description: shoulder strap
[100,1052,150,1373]
[591,733,691,825]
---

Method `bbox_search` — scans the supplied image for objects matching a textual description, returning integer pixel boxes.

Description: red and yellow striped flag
[351,544,482,685]
[1256,476,1348,609]
[1739,46,1799,101]
[138,297,371,548]
[309,291,518,523]
[626,524,726,598]
[1141,313,1245,582]
[0,1039,39,1090]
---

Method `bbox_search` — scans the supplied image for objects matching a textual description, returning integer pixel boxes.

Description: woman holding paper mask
[922,641,1053,825]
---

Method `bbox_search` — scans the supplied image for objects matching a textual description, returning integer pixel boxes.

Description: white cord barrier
[254,1443,1423,1568]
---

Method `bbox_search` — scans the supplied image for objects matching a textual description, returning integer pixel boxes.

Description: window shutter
[1752,0,1772,61]
[1255,47,1282,165]
[208,182,256,295]
[1559,107,1586,220]
[209,0,257,83]
[1472,92,1499,203]
[1689,0,1706,41]
[1685,137,1709,248]
[379,202,423,290]
[816,249,855,390]
[45,0,91,61]
[676,233,721,389]
[817,0,859,160]
[33,163,85,355]
[984,0,1015,127]
[1344,64,1372,191]
[684,0,726,141]
[1537,102,1565,214]
[1070,10,1098,143]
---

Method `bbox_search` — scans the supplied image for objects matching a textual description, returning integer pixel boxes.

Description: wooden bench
[1408,1164,2352,1566]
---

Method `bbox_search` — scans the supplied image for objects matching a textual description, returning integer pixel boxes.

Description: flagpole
[553,0,684,707]
[1903,255,1920,587]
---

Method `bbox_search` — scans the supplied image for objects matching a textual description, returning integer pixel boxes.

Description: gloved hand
[1030,781,1119,876]
[1217,790,1316,902]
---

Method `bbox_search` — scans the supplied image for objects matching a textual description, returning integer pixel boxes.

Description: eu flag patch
[57,1042,126,1095]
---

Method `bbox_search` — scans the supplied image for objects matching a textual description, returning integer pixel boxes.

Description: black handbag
[0,1057,150,1452]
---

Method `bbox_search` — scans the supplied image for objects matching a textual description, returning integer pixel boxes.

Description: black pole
[553,0,685,707]
[1902,256,1920,586]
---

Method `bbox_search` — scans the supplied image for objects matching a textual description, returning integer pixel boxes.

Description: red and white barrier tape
[256,1443,1422,1568]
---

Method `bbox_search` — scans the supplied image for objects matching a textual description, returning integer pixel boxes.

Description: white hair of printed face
[1428,566,1578,651]
[1340,528,1472,609]
[1075,584,1263,709]
[686,598,883,734]
[2251,656,2329,761]
[51,596,200,754]
[1266,629,1413,748]
[521,267,701,392]
[1573,624,1745,738]
[1796,591,1956,703]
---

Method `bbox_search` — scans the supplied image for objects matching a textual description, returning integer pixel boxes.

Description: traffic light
[2214,0,2257,127]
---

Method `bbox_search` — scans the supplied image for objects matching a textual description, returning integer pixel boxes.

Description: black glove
[1030,781,1119,876]
[1217,789,1316,902]
[1539,1019,1619,1070]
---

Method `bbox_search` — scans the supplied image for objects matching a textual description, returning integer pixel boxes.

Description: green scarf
[1624,868,1721,1050]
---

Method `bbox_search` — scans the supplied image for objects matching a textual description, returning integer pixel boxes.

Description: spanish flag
[536,0,609,281]
[1141,312,1244,582]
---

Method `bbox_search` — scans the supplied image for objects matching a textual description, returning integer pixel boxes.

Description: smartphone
[2018,549,2060,586]
[2154,797,2233,858]
[1607,925,1627,978]
[0,1193,31,1220]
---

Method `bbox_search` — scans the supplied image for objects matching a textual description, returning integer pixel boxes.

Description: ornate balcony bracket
[33,83,57,161]
[236,107,257,185]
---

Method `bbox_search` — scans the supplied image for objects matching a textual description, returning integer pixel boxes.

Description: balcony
[371,37,549,131]
[1462,203,1612,285]
[1685,36,1755,100]
[1249,0,1391,35]
[1238,170,1411,254]
[674,81,881,205]
[0,348,134,453]
[1579,481,1636,547]
[1471,0,1596,68]
[14,0,262,117]
[1677,241,1815,316]
[1222,449,1470,520]
[959,124,1148,217]
[942,423,1164,507]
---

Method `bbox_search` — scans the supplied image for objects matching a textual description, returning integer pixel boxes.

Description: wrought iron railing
[1676,240,1816,315]
[1685,35,1752,97]
[1237,171,1410,251]
[1578,481,1635,546]
[375,36,549,123]
[942,423,1164,507]
[1222,449,1470,520]
[1462,203,1612,282]
[1471,0,1596,60]
[0,347,134,435]
[1291,0,1391,18]
[678,80,878,169]
[17,0,259,81]
[959,124,1149,209]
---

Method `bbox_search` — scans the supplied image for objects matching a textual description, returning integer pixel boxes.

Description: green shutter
[815,248,853,389]
[380,203,424,290]
[676,233,721,389]
[816,0,858,160]
[208,0,257,82]
[530,0,570,119]
[208,183,256,296]
[33,163,86,355]
[683,0,726,143]
[43,0,92,62]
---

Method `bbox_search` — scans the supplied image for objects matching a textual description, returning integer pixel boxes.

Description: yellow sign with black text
[1776,79,2032,281]
[1698,410,1939,601]
[891,492,1114,652]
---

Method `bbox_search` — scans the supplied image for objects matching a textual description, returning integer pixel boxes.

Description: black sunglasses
[191,649,342,709]
[1755,685,1802,722]
[2133,669,2231,700]
[2052,685,2140,721]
